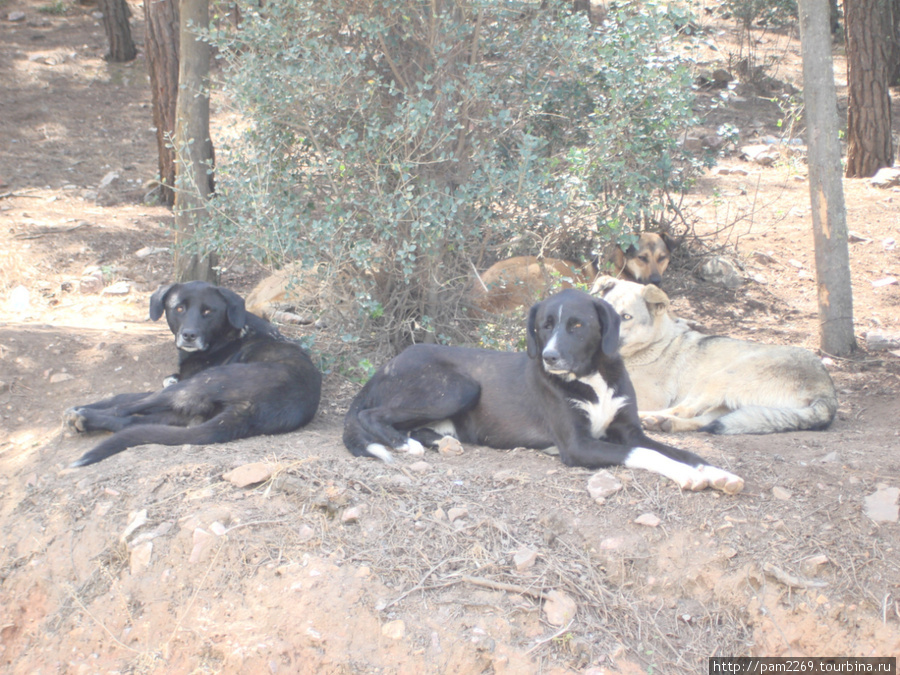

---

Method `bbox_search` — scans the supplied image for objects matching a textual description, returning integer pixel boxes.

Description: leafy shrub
[207,0,709,355]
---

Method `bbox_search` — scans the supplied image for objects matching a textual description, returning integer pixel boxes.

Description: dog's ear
[216,286,247,330]
[642,284,670,316]
[590,275,617,297]
[149,284,176,321]
[526,302,541,359]
[593,297,621,356]
[660,232,684,253]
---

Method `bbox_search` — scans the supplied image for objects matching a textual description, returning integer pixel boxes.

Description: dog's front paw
[677,470,710,492]
[641,415,675,433]
[63,407,88,433]
[699,465,744,494]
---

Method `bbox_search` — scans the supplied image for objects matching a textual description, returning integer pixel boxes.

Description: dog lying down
[66,281,322,467]
[592,276,838,434]
[344,289,743,494]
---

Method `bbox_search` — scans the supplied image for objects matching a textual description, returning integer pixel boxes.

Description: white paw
[399,438,425,456]
[699,465,744,494]
[365,443,394,463]
[677,468,710,492]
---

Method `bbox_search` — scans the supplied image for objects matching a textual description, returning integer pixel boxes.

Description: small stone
[634,513,661,528]
[772,486,792,501]
[130,542,153,575]
[382,619,406,640]
[98,170,119,189]
[871,277,898,288]
[543,589,576,626]
[297,524,315,542]
[869,167,900,188]
[407,461,431,473]
[341,506,362,524]
[120,509,148,543]
[209,521,228,536]
[222,462,275,487]
[189,527,216,563]
[587,469,622,501]
[513,548,538,572]
[864,485,899,523]
[7,11,25,21]
[134,246,168,259]
[438,436,464,456]
[8,285,30,312]
[49,372,74,384]
[866,330,900,351]
[447,507,468,522]
[801,554,829,575]
[102,281,131,295]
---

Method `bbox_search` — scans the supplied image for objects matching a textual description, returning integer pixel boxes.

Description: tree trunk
[889,0,900,86]
[99,0,137,62]
[173,0,217,284]
[799,0,857,356]
[844,0,893,177]
[144,0,179,206]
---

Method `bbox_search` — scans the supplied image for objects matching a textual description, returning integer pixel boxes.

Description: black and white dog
[344,289,743,493]
[66,281,322,467]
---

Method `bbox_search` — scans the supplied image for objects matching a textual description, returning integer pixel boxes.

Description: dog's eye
[621,313,632,321]
[639,255,650,263]
[543,318,554,330]
[568,319,583,330]
[202,308,212,317]
[175,305,185,313]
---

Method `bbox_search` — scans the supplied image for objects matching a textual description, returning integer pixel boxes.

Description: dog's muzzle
[176,331,205,352]
[542,348,575,380]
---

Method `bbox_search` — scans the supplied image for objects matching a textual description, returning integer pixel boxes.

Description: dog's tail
[700,397,838,435]
[70,416,245,467]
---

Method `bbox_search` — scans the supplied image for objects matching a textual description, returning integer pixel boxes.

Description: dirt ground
[2,2,900,673]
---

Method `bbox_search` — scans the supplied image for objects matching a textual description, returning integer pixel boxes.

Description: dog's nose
[180,329,198,344]
[648,273,661,285]
[542,348,561,368]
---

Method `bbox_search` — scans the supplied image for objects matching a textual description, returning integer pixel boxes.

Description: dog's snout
[648,273,662,285]
[542,347,561,367]
[180,329,199,343]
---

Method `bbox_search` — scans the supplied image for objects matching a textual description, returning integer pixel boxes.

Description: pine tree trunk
[99,0,136,62]
[844,0,893,177]
[799,0,857,356]
[144,0,179,206]
[173,0,217,284]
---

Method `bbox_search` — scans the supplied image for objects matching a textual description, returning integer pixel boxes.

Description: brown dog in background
[612,232,681,286]
[471,233,680,314]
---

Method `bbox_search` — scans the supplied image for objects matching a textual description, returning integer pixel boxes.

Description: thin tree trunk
[844,0,893,177]
[144,0,179,206]
[173,0,217,284]
[99,0,137,62]
[799,0,857,356]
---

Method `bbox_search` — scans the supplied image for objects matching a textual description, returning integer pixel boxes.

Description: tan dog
[471,256,595,313]
[612,232,681,285]
[592,276,838,434]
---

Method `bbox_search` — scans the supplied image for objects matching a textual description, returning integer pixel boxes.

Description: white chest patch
[572,372,627,438]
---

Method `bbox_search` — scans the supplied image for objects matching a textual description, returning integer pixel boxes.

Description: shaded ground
[2,3,899,673]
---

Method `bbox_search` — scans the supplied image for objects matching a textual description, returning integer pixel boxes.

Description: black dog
[344,289,743,493]
[66,281,322,467]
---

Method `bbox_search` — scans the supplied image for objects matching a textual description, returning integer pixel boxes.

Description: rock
[407,461,431,473]
[438,436,464,456]
[848,231,871,243]
[222,462,275,487]
[49,372,74,384]
[120,509,148,543]
[381,619,406,640]
[102,281,131,295]
[79,271,104,294]
[801,554,829,575]
[297,524,315,542]
[98,170,120,190]
[8,285,30,312]
[189,527,216,563]
[513,548,538,571]
[447,507,468,522]
[772,486,792,501]
[634,513,660,528]
[871,276,897,288]
[543,589,576,626]
[865,330,900,351]
[341,506,362,524]
[587,470,622,501]
[696,257,742,289]
[7,11,25,21]
[740,144,779,166]
[869,167,900,188]
[712,68,733,86]
[134,246,168,259]
[130,542,153,575]
[864,485,899,523]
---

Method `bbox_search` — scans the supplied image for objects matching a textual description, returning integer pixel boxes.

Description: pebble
[222,462,275,487]
[513,548,538,571]
[381,619,406,640]
[438,436,464,456]
[130,542,153,575]
[341,506,362,524]
[587,470,622,501]
[634,513,661,528]
[447,507,468,522]
[772,486,792,501]
[543,589,576,626]
[864,485,899,523]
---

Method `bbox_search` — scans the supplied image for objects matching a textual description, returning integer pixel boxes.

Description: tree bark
[173,0,217,284]
[799,0,857,356]
[99,0,137,62]
[844,0,893,177]
[144,0,179,206]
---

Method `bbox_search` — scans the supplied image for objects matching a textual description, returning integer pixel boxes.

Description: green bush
[207,0,710,355]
